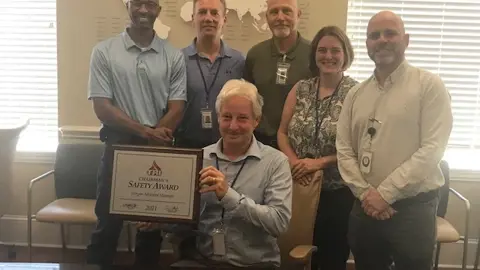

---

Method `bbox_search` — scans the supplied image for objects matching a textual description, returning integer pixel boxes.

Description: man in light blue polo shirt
[86,0,186,267]
[174,0,244,148]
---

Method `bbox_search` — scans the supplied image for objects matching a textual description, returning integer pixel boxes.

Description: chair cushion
[36,198,97,224]
[436,217,460,242]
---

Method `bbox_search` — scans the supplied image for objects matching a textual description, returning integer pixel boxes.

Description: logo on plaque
[146,161,162,177]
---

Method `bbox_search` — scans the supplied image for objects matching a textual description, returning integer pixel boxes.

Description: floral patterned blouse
[287,76,358,190]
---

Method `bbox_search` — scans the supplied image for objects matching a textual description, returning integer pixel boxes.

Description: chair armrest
[289,245,317,262]
[449,187,471,270]
[28,170,55,219]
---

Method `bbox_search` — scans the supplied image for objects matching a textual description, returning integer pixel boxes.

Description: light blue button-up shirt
[88,31,187,126]
[191,137,292,267]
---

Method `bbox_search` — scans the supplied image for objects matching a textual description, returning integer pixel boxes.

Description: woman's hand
[291,158,324,179]
[294,172,315,186]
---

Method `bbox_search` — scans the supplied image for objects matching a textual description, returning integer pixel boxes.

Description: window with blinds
[346,0,480,171]
[0,0,58,152]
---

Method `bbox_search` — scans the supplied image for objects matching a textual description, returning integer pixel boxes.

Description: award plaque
[108,144,203,224]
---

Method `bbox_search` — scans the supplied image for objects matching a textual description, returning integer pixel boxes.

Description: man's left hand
[362,188,389,217]
[199,166,229,200]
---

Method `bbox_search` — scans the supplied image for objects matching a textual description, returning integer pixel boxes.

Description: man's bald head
[124,0,161,30]
[365,10,409,70]
[368,11,405,35]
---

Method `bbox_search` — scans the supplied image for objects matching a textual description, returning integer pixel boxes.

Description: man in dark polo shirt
[175,0,244,148]
[243,0,311,148]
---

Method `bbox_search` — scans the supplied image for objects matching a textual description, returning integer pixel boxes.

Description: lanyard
[215,156,248,220]
[312,76,343,151]
[196,56,223,108]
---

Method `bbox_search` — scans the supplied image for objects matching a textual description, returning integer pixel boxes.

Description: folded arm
[156,52,187,130]
[220,158,292,237]
[377,75,453,204]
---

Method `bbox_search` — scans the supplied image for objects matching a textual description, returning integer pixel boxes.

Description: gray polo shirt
[244,32,312,137]
[88,31,187,127]
[176,39,244,145]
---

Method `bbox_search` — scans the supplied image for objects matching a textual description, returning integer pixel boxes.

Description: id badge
[276,62,290,85]
[201,108,213,129]
[360,151,373,174]
[212,227,226,256]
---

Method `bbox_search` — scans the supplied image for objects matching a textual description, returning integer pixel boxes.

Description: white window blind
[346,0,480,171]
[0,0,58,152]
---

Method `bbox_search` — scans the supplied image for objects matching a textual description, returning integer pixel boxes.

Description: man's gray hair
[215,79,264,119]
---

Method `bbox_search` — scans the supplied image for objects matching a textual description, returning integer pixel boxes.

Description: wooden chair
[277,170,322,270]
[170,171,323,270]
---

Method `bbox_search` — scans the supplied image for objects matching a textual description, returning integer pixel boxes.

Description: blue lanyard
[196,56,223,108]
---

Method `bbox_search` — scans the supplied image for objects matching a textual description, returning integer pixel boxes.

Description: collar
[121,30,163,53]
[185,38,232,58]
[270,31,304,60]
[374,59,409,85]
[207,136,262,162]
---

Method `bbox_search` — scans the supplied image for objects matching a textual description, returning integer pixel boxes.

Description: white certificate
[109,145,202,224]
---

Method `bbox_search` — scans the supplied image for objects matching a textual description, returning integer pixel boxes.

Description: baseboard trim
[1,215,476,267]
[0,214,173,252]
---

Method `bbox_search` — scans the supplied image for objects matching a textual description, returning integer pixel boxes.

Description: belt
[99,125,150,145]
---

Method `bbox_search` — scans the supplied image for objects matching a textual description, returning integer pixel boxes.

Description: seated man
[167,79,293,268]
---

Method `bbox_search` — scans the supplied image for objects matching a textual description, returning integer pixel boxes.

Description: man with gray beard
[243,0,311,149]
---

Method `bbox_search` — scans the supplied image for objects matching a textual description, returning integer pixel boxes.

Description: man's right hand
[372,206,397,220]
[144,126,173,144]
